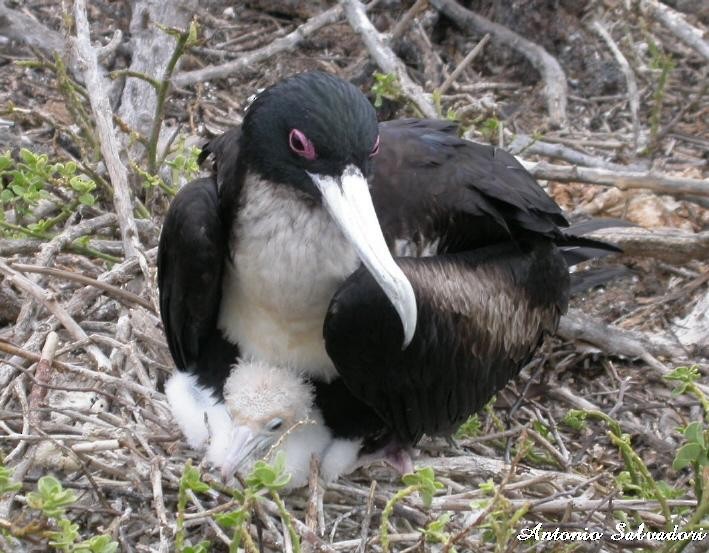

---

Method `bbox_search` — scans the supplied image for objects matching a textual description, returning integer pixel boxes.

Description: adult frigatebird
[158,71,617,487]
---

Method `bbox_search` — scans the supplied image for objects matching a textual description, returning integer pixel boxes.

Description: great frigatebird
[157,71,619,487]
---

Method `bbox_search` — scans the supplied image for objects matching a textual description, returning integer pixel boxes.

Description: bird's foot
[383,446,415,475]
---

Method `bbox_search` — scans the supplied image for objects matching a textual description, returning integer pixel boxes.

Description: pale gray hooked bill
[308,165,417,348]
[220,424,274,481]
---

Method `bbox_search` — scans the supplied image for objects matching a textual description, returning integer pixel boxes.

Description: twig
[355,481,377,553]
[640,0,709,61]
[72,0,151,284]
[430,0,568,127]
[521,160,709,197]
[173,6,343,87]
[342,0,438,118]
[9,263,155,312]
[390,0,429,41]
[584,227,709,265]
[438,33,490,95]
[591,20,640,150]
[0,260,110,370]
[508,133,645,171]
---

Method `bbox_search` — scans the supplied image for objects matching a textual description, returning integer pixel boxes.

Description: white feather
[219,174,360,381]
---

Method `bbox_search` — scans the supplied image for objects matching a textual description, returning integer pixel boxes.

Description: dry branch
[640,0,709,61]
[72,0,151,286]
[0,2,64,57]
[591,20,641,150]
[342,0,438,119]
[0,259,110,370]
[173,5,343,87]
[521,160,709,197]
[557,308,687,373]
[430,0,568,127]
[439,33,490,95]
[586,227,709,265]
[117,0,196,142]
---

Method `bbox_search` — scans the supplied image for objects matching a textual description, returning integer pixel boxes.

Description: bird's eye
[369,135,380,158]
[289,129,317,161]
[266,418,283,432]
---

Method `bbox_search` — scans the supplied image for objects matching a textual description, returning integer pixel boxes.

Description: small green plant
[371,72,403,108]
[26,476,78,519]
[176,460,212,553]
[380,467,444,553]
[455,413,482,438]
[0,466,118,552]
[478,117,500,143]
[646,37,675,144]
[422,513,456,552]
[214,453,296,553]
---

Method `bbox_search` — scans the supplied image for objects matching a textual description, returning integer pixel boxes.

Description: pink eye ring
[289,129,317,160]
[370,135,380,157]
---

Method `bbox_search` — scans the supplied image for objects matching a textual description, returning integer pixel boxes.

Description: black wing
[325,241,569,443]
[371,119,568,254]
[323,120,581,442]
[157,177,238,395]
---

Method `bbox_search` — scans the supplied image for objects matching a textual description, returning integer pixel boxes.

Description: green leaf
[673,443,703,470]
[182,465,211,494]
[79,192,96,206]
[75,534,119,553]
[0,464,21,495]
[215,508,249,528]
[684,421,706,448]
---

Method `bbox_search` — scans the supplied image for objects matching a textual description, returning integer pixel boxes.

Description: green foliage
[646,37,676,145]
[26,476,77,518]
[421,513,456,551]
[176,460,212,553]
[371,72,403,108]
[380,467,444,552]
[455,413,482,438]
[0,467,118,553]
[563,409,588,431]
[246,452,292,492]
[0,463,21,494]
[478,117,500,143]
[0,148,98,238]
[402,466,445,508]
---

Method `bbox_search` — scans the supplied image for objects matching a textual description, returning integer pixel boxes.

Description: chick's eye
[289,129,317,161]
[267,418,283,432]
[369,135,380,158]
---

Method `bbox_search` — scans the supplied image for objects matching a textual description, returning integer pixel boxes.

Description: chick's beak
[220,425,271,481]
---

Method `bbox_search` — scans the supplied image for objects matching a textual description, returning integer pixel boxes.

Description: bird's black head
[239,71,380,197]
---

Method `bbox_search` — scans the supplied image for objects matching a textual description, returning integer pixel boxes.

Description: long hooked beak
[308,165,417,348]
[220,426,270,481]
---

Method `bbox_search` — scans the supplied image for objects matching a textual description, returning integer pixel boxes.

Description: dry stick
[174,5,343,87]
[640,0,709,61]
[521,160,709,197]
[585,227,709,265]
[430,0,567,127]
[342,0,438,119]
[0,332,59,516]
[13,213,119,339]
[507,133,644,172]
[72,0,151,286]
[0,339,159,399]
[150,458,171,553]
[591,20,640,151]
[0,260,110,370]
[10,263,154,312]
[355,481,377,553]
[438,33,490,95]
[306,454,321,536]
[389,0,429,41]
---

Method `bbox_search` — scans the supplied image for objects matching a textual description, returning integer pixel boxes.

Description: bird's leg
[383,445,415,475]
